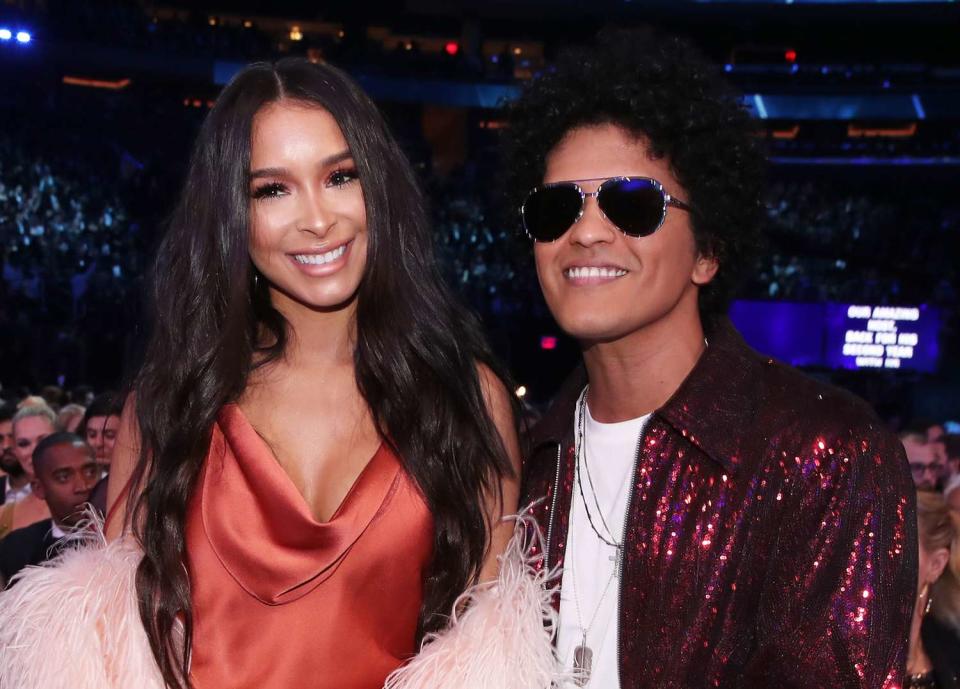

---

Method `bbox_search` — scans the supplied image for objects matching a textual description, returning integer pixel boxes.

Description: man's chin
[0,458,24,477]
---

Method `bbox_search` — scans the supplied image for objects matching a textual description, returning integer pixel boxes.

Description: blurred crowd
[0,389,120,586]
[3,114,959,391]
[7,0,525,82]
[754,180,959,305]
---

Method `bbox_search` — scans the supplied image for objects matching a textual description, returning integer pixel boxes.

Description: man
[902,430,942,491]
[0,432,99,587]
[0,404,57,538]
[0,402,26,505]
[506,30,915,688]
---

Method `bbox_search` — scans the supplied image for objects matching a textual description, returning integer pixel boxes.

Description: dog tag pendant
[573,642,593,686]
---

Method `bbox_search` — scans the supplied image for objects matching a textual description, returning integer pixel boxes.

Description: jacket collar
[529,319,764,476]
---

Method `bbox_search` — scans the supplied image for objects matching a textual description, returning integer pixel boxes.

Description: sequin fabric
[522,320,917,688]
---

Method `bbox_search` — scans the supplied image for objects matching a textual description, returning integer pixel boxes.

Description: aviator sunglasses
[520,176,692,242]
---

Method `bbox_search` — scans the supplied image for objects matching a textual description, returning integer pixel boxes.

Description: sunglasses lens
[599,178,666,237]
[523,185,583,241]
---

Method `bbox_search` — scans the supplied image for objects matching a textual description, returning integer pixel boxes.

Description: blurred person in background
[79,393,123,515]
[908,491,960,688]
[944,475,960,514]
[944,435,960,481]
[928,422,947,445]
[0,403,57,537]
[39,385,66,411]
[0,402,27,505]
[56,403,86,433]
[905,430,946,491]
[0,433,99,588]
[70,385,95,408]
[79,392,122,471]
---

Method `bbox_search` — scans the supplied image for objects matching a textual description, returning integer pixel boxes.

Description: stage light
[444,41,459,56]
[0,29,11,41]
[62,76,131,90]
[290,26,303,41]
[515,386,527,398]
[785,49,797,63]
[540,336,558,351]
[15,31,30,44]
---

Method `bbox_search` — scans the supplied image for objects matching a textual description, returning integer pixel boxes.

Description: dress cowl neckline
[200,404,400,605]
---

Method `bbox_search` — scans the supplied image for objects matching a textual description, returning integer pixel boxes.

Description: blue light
[790,64,799,74]
[15,31,30,44]
[0,28,12,41]
[753,94,769,119]
[912,94,927,120]
[724,64,733,73]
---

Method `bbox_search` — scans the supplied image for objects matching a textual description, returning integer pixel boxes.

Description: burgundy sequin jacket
[521,320,917,689]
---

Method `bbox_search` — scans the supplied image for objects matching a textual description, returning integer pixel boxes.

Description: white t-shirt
[557,395,650,688]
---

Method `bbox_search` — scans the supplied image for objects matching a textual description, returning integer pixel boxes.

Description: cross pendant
[609,545,623,574]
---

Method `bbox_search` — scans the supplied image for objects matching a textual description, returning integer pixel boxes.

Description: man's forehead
[906,443,937,464]
[43,443,94,467]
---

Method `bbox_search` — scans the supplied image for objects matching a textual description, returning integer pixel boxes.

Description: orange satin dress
[184,404,433,689]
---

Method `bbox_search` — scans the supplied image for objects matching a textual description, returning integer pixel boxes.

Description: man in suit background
[0,432,99,587]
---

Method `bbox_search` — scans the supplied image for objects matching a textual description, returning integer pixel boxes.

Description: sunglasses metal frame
[520,176,692,242]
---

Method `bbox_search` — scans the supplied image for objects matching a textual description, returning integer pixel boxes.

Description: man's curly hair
[501,28,766,325]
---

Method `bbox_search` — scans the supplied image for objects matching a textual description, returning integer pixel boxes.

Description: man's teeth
[294,245,346,265]
[565,266,628,279]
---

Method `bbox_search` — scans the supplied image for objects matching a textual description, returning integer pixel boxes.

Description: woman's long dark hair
[129,58,516,689]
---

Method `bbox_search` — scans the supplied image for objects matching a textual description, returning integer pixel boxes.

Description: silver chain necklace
[570,386,623,685]
[575,387,623,557]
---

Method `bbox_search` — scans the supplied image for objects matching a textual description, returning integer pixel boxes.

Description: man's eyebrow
[248,149,353,180]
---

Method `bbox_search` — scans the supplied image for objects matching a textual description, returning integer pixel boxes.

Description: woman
[0,403,58,538]
[908,491,960,688]
[5,58,522,689]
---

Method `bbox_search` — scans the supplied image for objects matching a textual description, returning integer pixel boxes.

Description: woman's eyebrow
[249,149,353,180]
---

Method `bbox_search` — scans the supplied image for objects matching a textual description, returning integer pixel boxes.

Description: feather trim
[384,512,572,689]
[0,522,164,689]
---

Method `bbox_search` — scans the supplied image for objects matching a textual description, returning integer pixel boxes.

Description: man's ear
[692,253,719,286]
[31,477,45,502]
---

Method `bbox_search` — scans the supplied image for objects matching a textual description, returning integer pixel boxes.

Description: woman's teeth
[294,245,346,265]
